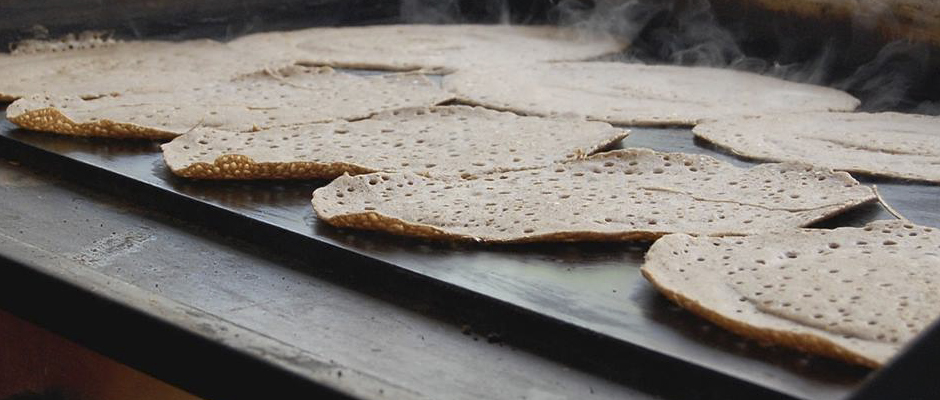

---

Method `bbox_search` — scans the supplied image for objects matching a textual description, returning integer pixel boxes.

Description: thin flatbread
[228,24,626,74]
[0,36,279,102]
[162,106,627,179]
[641,220,940,367]
[311,149,875,243]
[6,66,452,139]
[443,62,860,126]
[692,112,940,183]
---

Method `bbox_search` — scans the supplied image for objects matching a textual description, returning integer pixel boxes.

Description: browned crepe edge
[160,113,629,180]
[7,107,178,140]
[311,207,666,243]
[167,154,379,179]
[310,179,875,244]
[639,263,881,368]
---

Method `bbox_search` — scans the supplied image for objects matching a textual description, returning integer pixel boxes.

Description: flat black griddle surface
[2,104,938,400]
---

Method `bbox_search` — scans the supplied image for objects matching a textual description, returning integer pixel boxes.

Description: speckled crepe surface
[0,37,281,101]
[312,149,875,243]
[161,106,627,179]
[6,66,452,139]
[641,220,940,367]
[228,24,626,74]
[693,112,940,182]
[443,62,860,126]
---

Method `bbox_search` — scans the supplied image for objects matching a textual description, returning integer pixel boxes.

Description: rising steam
[555,0,937,114]
[399,0,938,115]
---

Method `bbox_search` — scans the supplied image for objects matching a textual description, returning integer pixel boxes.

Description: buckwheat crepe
[443,62,860,126]
[228,24,626,74]
[642,220,940,367]
[0,35,279,101]
[161,106,627,179]
[693,112,940,182]
[312,149,875,243]
[6,66,452,139]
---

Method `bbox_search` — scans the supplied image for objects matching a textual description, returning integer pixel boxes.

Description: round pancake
[443,62,860,126]
[642,220,940,367]
[312,149,875,243]
[161,106,627,179]
[228,24,626,74]
[693,112,940,183]
[6,66,452,139]
[0,38,280,101]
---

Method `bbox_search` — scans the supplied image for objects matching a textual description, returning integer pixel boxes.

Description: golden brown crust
[317,210,666,243]
[160,106,627,180]
[640,267,880,368]
[7,107,177,140]
[169,154,378,179]
[6,67,452,140]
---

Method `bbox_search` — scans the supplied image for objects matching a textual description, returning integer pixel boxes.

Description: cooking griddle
[1,101,938,400]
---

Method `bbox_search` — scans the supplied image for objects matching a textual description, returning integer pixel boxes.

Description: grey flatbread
[443,62,860,126]
[228,24,626,74]
[0,36,279,102]
[6,66,452,139]
[692,112,940,183]
[161,106,627,179]
[311,149,875,243]
[641,220,940,367]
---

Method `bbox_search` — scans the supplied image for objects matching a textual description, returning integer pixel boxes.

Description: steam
[548,0,938,115]
[835,41,934,112]
[552,0,743,65]
[399,0,511,24]
[554,0,664,44]
[399,0,464,24]
[912,102,940,116]
[394,0,937,114]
